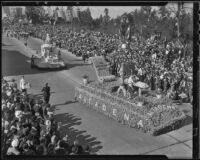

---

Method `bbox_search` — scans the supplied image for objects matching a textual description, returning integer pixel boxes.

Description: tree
[78,8,93,27]
[158,6,171,19]
[92,18,101,28]
[103,8,110,26]
[25,6,45,24]
[99,14,103,25]
[104,8,108,16]
[77,7,81,23]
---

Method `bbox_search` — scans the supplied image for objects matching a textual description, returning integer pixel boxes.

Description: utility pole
[177,3,181,43]
[67,6,73,30]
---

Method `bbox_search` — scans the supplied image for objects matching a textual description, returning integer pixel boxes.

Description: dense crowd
[1,77,91,155]
[4,20,193,102]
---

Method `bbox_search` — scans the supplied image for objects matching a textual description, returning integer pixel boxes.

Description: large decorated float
[75,16,188,136]
[31,34,66,70]
[75,57,187,136]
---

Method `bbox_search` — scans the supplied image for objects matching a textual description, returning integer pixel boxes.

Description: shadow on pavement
[155,115,192,136]
[29,93,44,102]
[2,49,48,76]
[2,43,15,47]
[2,48,68,76]
[66,62,91,70]
[53,100,77,107]
[30,92,56,102]
[54,112,103,153]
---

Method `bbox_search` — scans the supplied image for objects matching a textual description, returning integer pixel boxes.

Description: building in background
[9,6,25,18]
[65,7,73,22]
[10,7,16,17]
[16,7,22,17]
[46,6,53,17]
[3,6,10,17]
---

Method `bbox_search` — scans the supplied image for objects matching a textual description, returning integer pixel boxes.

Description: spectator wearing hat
[83,145,91,155]
[41,83,51,104]
[7,139,20,155]
[11,78,18,89]
[47,143,56,155]
[22,143,36,155]
[70,139,83,155]
[55,140,66,155]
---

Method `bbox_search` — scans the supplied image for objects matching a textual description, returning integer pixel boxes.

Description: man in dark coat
[41,83,50,104]
[70,139,83,155]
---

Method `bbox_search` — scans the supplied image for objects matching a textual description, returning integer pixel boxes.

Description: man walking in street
[41,83,51,104]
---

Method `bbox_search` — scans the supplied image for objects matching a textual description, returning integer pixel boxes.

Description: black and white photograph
[1,2,194,158]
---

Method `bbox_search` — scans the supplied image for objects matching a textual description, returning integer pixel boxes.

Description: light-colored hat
[10,125,16,130]
[4,129,9,134]
[2,104,6,109]
[121,44,126,49]
[62,134,68,141]
[45,120,51,126]
[15,110,22,118]
[4,120,9,127]
[47,111,53,116]
[35,112,40,116]
[11,139,19,148]
[51,135,56,144]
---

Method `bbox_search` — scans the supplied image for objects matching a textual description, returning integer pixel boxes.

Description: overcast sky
[78,3,193,19]
[5,3,193,19]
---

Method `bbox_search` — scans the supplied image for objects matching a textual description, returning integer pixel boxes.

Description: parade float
[31,34,66,70]
[75,15,188,136]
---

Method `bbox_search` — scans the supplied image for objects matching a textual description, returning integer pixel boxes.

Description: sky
[79,3,193,19]
[3,3,193,19]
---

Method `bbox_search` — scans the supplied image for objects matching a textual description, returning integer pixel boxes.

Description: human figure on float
[41,33,53,63]
[117,15,149,98]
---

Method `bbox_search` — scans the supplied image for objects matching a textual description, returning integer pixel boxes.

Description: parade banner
[75,86,187,136]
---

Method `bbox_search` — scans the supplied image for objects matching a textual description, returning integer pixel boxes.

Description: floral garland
[75,86,187,135]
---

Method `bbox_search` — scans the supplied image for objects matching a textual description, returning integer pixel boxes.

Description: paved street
[2,35,192,158]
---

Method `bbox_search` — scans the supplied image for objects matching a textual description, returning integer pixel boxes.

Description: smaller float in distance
[31,34,66,70]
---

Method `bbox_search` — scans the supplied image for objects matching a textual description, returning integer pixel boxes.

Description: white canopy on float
[41,43,53,48]
[41,43,55,57]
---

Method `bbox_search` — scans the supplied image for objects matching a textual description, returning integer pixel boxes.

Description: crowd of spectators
[1,77,92,155]
[4,21,193,102]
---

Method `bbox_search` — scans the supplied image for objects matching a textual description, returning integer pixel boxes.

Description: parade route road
[2,35,192,158]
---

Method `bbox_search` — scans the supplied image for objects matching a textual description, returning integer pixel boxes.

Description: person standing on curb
[41,83,51,104]
[20,76,27,94]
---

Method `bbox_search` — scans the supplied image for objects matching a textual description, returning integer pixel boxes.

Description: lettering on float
[112,108,117,116]
[95,102,98,108]
[88,97,91,104]
[84,97,87,103]
[102,104,106,111]
[137,120,143,128]
[79,94,82,99]
[124,113,129,121]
